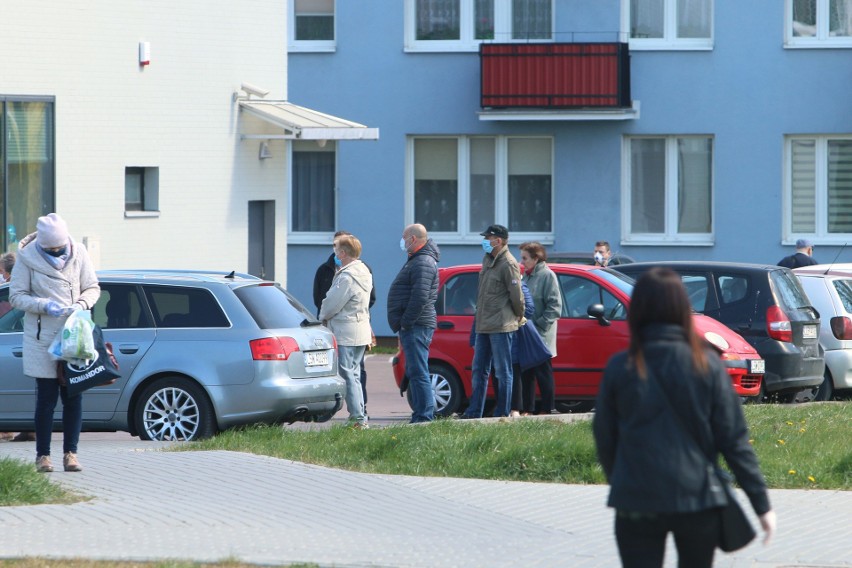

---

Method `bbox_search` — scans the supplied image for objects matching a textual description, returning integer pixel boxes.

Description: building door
[248,200,274,280]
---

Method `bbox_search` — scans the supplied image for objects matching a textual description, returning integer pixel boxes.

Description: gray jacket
[523,261,561,356]
[10,232,100,379]
[319,260,373,347]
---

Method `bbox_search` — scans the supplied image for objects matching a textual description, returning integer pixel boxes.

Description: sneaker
[12,432,36,442]
[350,422,369,430]
[63,452,82,472]
[36,455,53,473]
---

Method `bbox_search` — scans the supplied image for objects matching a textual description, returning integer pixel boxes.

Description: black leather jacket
[593,323,771,516]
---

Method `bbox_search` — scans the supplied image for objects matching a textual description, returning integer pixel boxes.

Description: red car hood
[693,313,759,357]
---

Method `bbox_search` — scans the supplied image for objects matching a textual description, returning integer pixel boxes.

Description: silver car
[0,270,345,441]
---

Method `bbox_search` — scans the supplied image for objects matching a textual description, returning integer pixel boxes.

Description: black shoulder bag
[645,362,756,553]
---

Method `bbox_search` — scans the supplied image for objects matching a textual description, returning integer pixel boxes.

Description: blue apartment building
[287,0,852,336]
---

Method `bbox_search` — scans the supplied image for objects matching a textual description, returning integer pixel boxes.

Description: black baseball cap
[480,224,509,239]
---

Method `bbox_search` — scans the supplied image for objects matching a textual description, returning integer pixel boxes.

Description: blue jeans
[400,326,435,423]
[35,378,82,457]
[338,345,367,425]
[465,332,514,418]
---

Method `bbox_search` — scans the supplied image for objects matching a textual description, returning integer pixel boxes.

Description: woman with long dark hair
[593,267,776,567]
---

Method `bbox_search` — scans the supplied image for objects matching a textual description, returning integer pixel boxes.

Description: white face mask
[593,252,605,265]
[0,274,5,284]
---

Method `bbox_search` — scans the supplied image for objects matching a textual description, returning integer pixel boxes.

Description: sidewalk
[1,436,850,567]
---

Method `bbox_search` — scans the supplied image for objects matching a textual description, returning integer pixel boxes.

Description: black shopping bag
[58,325,121,397]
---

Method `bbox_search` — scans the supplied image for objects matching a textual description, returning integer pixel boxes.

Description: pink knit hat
[36,213,69,248]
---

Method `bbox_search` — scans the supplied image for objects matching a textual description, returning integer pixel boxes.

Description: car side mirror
[588,303,611,326]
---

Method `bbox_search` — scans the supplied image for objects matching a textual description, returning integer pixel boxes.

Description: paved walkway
[1,435,850,567]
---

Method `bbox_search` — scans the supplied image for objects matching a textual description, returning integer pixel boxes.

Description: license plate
[803,325,818,340]
[748,359,765,374]
[304,351,329,367]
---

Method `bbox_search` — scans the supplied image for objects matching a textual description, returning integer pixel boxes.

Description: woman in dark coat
[593,267,776,567]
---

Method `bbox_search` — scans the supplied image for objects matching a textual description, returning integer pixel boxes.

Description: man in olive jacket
[461,224,524,418]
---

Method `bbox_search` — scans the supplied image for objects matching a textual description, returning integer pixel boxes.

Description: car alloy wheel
[135,377,217,441]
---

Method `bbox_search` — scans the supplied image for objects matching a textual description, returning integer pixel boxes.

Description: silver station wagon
[0,270,345,441]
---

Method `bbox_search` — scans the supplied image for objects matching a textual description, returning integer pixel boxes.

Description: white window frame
[288,0,336,53]
[287,140,339,244]
[404,0,555,53]
[406,135,554,243]
[785,0,852,48]
[783,135,852,244]
[622,0,714,51]
[621,135,715,245]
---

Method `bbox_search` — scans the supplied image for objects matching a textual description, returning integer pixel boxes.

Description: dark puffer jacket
[386,239,440,333]
[593,323,771,517]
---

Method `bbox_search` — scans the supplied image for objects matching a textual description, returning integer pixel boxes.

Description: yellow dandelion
[799,428,806,433]
[391,435,397,440]
[777,439,786,445]
[800,419,807,424]
[788,469,797,475]
[748,439,755,445]
[786,421,794,426]
[808,475,816,483]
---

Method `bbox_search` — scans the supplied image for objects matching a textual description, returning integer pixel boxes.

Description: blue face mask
[333,255,342,267]
[399,237,408,252]
[481,239,494,254]
[44,246,67,258]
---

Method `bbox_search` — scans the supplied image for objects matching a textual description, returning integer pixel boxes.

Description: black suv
[614,262,824,401]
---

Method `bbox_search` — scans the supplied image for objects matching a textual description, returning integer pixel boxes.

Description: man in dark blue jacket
[387,224,440,423]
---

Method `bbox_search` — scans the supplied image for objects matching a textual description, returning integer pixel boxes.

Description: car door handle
[437,321,455,330]
[12,347,23,358]
[118,345,140,354]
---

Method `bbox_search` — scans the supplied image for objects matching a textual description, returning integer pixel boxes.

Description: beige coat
[319,260,373,347]
[10,233,100,379]
[474,247,524,334]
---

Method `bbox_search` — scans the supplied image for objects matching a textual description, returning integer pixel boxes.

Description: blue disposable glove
[45,301,74,317]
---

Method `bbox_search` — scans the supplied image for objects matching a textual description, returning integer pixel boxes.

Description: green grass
[0,457,80,506]
[183,402,852,490]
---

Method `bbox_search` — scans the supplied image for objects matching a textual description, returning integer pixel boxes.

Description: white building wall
[1,0,289,282]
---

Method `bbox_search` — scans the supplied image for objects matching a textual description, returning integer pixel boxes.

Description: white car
[794,264,852,400]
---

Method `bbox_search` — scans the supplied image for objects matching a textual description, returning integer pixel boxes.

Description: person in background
[461,224,524,419]
[0,252,36,442]
[594,241,612,267]
[319,233,372,429]
[593,267,776,567]
[10,213,100,472]
[518,241,561,414]
[777,238,818,269]
[313,230,376,413]
[387,223,440,423]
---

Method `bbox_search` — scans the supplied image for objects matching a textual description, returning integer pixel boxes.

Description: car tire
[406,363,463,417]
[135,377,217,441]
[554,400,595,413]
[812,370,835,402]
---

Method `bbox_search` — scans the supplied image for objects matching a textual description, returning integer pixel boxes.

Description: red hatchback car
[392,264,765,416]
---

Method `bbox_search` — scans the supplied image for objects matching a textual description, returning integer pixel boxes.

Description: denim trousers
[338,344,367,425]
[615,508,720,568]
[466,332,513,417]
[35,378,82,457]
[400,325,435,423]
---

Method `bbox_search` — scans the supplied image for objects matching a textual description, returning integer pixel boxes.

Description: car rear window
[234,283,315,329]
[144,285,230,328]
[832,279,852,313]
[770,269,816,319]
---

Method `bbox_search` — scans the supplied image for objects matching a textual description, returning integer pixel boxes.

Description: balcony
[479,43,637,121]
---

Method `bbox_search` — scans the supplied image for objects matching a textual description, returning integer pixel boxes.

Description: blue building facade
[287,1,852,336]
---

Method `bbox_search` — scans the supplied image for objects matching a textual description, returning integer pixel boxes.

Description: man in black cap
[778,239,818,269]
[461,224,525,418]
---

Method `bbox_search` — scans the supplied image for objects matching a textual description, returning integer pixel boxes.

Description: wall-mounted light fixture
[258,141,272,160]
[139,42,151,66]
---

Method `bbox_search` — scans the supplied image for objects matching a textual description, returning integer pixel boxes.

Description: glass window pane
[630,138,665,233]
[830,0,852,37]
[416,0,460,40]
[512,0,552,40]
[295,0,334,40]
[793,0,817,36]
[676,137,712,234]
[832,279,852,313]
[5,101,54,252]
[475,0,494,39]
[415,138,458,232]
[631,0,664,38]
[469,138,495,235]
[508,138,551,232]
[125,168,144,211]
[292,142,335,232]
[677,0,711,38]
[791,139,816,233]
[827,139,852,233]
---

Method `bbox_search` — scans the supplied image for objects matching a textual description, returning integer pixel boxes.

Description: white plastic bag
[60,310,96,361]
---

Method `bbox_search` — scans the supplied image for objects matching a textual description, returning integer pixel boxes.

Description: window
[94,285,150,329]
[289,0,335,52]
[290,140,336,236]
[144,286,229,328]
[405,0,553,52]
[623,136,713,244]
[787,0,852,46]
[1,98,55,254]
[785,135,852,243]
[409,135,552,240]
[439,273,479,315]
[124,166,159,217]
[558,274,626,320]
[718,275,748,305]
[626,0,713,50]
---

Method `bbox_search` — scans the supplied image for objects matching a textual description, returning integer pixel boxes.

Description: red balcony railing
[480,43,631,109]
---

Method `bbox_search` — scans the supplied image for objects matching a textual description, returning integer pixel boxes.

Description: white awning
[238,100,379,140]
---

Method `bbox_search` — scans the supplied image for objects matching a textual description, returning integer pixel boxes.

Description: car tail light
[830,316,852,340]
[249,336,300,360]
[766,306,792,343]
